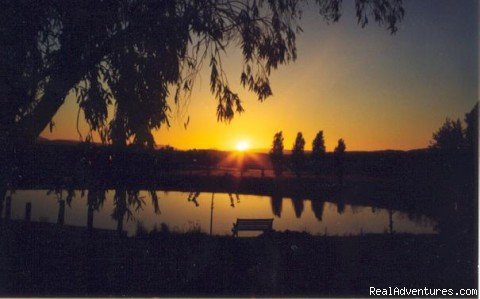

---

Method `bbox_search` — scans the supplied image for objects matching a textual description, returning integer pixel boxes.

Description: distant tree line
[267,103,478,183]
[269,131,346,184]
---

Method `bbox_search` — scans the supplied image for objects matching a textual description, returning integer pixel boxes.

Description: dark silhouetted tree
[291,132,306,177]
[311,130,326,176]
[463,103,478,205]
[430,118,465,152]
[0,0,405,201]
[1,0,405,148]
[333,138,346,186]
[464,103,478,153]
[270,131,284,177]
[86,188,107,232]
[428,105,478,238]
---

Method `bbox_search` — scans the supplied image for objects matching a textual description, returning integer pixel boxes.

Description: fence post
[25,202,31,222]
[57,200,65,225]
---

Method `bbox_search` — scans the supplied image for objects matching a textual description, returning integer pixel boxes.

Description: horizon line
[37,136,429,153]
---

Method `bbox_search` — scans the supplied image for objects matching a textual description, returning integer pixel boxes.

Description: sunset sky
[41,0,478,152]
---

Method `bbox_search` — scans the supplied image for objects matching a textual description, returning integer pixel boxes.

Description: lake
[5,189,436,236]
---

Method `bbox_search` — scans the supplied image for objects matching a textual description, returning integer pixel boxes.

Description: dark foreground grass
[0,221,476,297]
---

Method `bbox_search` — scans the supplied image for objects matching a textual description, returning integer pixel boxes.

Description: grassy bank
[0,221,476,296]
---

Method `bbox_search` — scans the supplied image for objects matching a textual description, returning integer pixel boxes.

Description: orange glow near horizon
[39,2,477,152]
[236,140,250,152]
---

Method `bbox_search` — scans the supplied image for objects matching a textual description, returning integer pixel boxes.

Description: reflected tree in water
[311,199,326,221]
[291,197,304,218]
[336,201,345,215]
[270,194,283,218]
[53,186,165,235]
[228,194,235,208]
[187,192,200,207]
[227,193,241,208]
[111,189,160,235]
[85,188,107,231]
[406,212,434,228]
[47,188,76,206]
[47,188,76,225]
[149,190,161,215]
[112,189,128,235]
[350,205,364,215]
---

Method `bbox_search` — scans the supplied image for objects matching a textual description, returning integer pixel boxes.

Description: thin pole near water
[210,193,214,236]
[57,200,65,225]
[389,210,394,234]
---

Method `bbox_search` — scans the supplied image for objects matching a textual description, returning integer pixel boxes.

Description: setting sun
[236,140,250,152]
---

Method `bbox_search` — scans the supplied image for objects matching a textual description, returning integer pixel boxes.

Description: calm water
[6,190,436,236]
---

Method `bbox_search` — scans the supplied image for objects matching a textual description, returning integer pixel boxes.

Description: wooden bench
[232,218,274,237]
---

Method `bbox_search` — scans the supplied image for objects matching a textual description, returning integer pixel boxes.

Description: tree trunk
[17,68,84,142]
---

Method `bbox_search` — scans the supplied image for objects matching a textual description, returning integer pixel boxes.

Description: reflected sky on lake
[6,190,436,236]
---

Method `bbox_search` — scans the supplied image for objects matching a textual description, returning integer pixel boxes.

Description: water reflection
[3,189,437,236]
[187,191,200,207]
[337,200,345,214]
[270,194,283,217]
[290,197,304,218]
[311,200,325,221]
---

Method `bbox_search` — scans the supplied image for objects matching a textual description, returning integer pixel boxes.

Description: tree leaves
[355,0,404,34]
[430,118,466,152]
[312,130,326,158]
[2,0,406,147]
[291,132,306,176]
[270,131,285,176]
